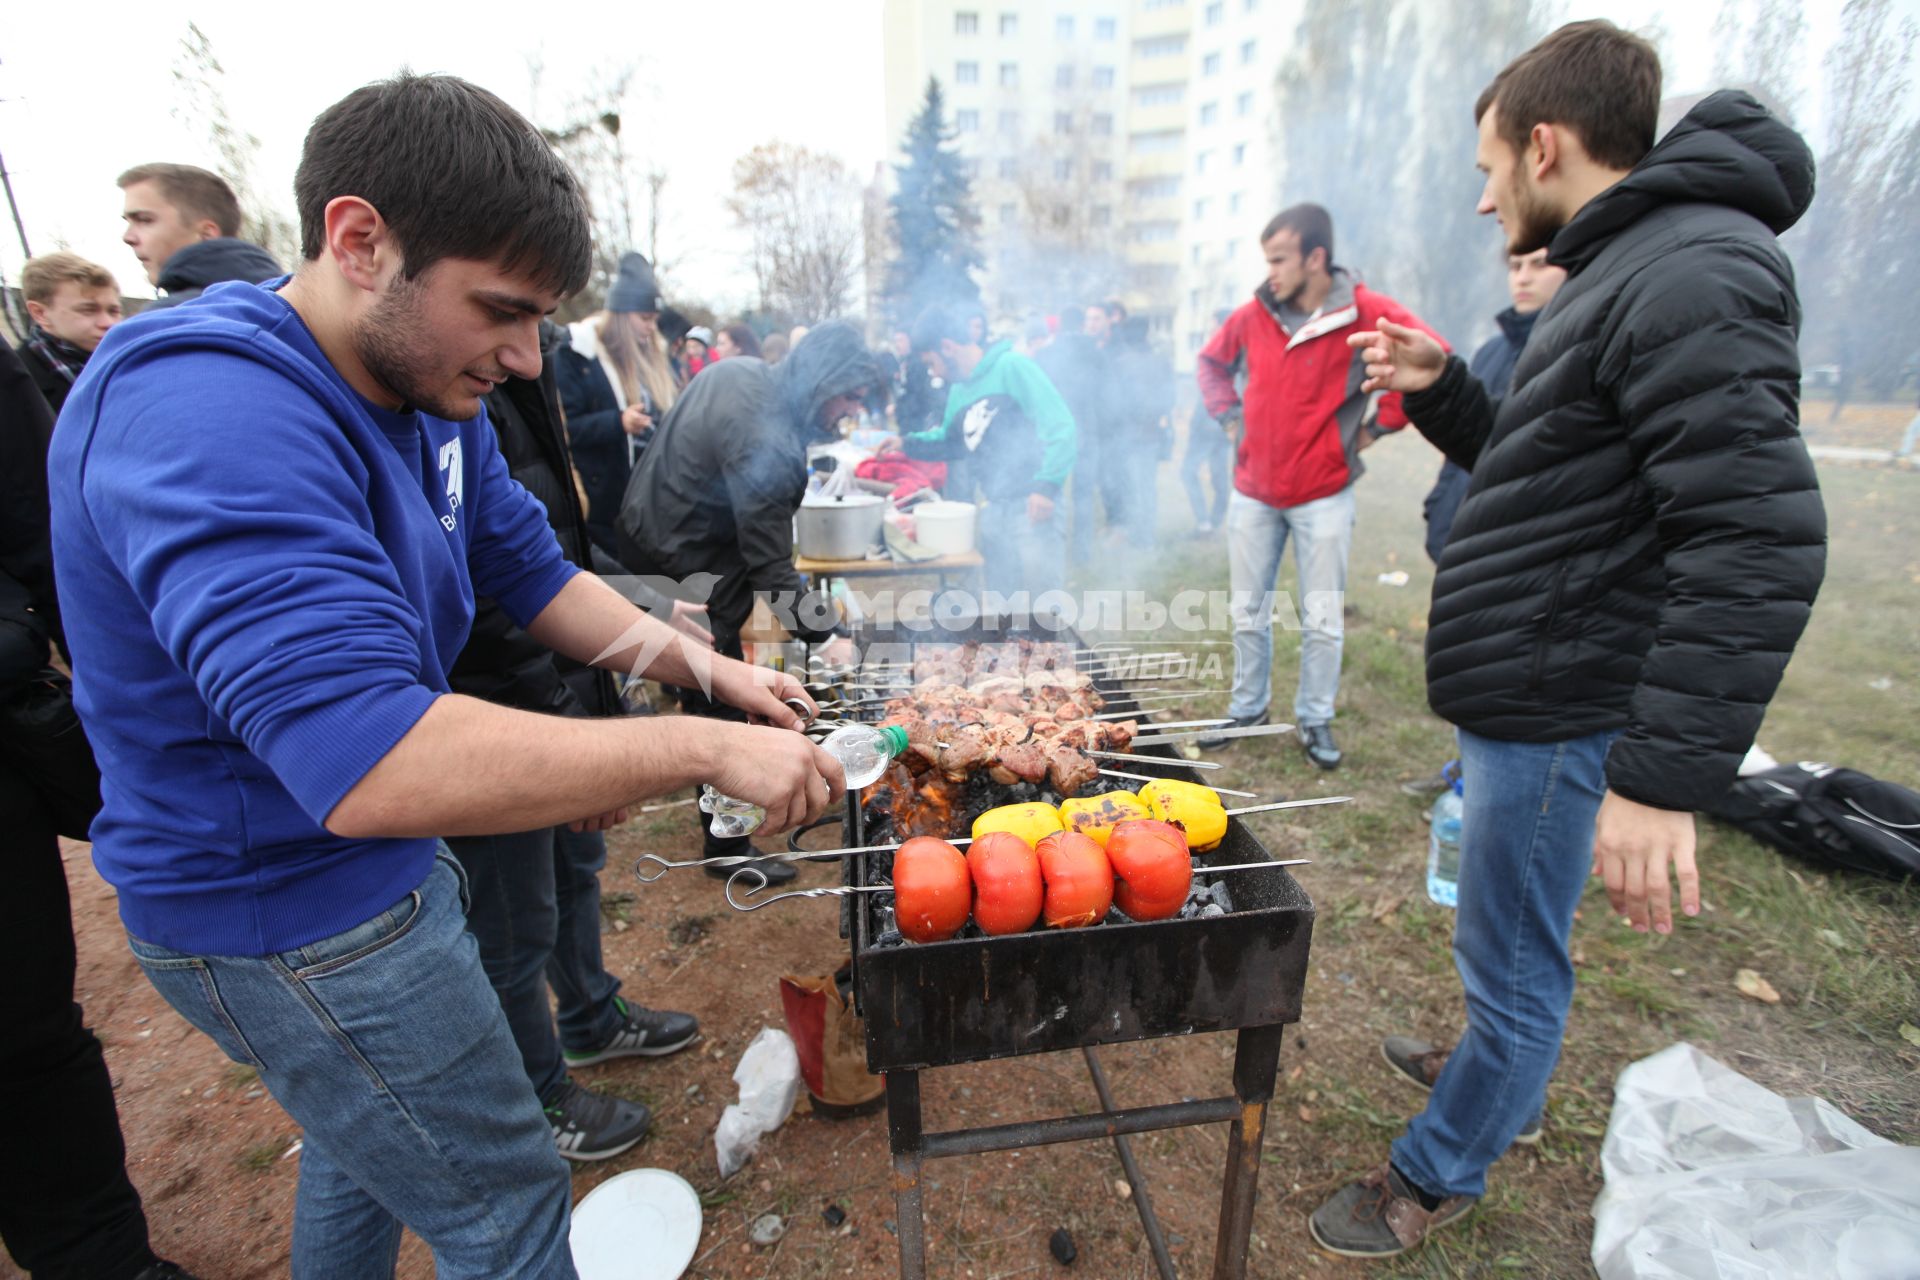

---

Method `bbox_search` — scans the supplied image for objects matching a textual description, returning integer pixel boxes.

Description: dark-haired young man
[117,162,281,306]
[1310,22,1823,1258]
[894,305,1077,598]
[1195,203,1441,769]
[53,74,842,1277]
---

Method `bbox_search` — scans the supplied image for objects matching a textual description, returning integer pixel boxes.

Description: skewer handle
[723,867,892,912]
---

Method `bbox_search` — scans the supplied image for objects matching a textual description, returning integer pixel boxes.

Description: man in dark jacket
[618,321,874,884]
[1311,23,1825,1259]
[17,252,124,416]
[117,163,282,307]
[1419,246,1567,562]
[445,321,702,1163]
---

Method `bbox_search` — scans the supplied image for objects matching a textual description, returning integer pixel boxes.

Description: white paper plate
[570,1167,703,1280]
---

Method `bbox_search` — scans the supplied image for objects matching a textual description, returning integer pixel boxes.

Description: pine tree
[884,79,982,328]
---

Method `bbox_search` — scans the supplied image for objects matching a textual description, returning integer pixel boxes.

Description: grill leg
[886,1069,926,1280]
[1212,1023,1283,1280]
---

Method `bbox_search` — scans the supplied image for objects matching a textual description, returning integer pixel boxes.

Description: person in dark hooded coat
[1310,22,1825,1260]
[617,321,877,883]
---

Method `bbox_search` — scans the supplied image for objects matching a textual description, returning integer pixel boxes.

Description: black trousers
[0,765,158,1278]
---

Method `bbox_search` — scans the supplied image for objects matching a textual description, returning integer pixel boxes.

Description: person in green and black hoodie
[894,306,1077,598]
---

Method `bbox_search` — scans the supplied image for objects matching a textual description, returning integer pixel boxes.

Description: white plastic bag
[1592,1042,1920,1279]
[713,1027,803,1178]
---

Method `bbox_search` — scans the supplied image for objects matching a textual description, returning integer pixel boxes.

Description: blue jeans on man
[129,854,575,1279]
[1225,486,1356,727]
[1389,726,1619,1198]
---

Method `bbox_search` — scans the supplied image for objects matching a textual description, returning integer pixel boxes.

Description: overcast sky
[3,1,1912,311]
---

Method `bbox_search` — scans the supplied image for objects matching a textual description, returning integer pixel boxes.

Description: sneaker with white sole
[542,1079,651,1162]
[563,997,700,1068]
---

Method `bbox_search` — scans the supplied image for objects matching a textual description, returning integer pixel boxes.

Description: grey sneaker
[1381,1036,1542,1144]
[1308,1162,1475,1259]
[542,1079,651,1162]
[1195,709,1269,750]
[1300,723,1342,769]
[564,997,700,1068]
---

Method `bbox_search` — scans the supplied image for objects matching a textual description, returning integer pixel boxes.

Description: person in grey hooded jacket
[617,321,877,882]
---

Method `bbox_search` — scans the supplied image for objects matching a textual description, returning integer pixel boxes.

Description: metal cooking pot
[796,492,885,561]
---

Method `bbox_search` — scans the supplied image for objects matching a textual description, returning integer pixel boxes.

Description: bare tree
[726,142,864,323]
[985,101,1129,321]
[170,21,298,265]
[1711,0,1809,121]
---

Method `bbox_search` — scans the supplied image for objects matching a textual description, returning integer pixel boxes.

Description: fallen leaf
[1370,890,1408,922]
[1114,1179,1133,1201]
[1286,1065,1306,1083]
[1735,969,1781,1005]
[1899,1023,1920,1049]
[1297,1105,1317,1124]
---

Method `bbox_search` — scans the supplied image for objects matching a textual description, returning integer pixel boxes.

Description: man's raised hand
[1347,319,1447,395]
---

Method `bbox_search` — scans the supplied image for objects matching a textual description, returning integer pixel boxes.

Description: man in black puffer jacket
[1310,22,1825,1260]
[445,321,706,1164]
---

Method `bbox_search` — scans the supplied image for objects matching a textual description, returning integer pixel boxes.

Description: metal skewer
[1097,769,1256,797]
[1082,749,1223,771]
[722,856,1317,912]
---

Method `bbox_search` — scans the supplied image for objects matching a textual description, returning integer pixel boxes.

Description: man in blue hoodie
[117,162,282,306]
[53,74,843,1279]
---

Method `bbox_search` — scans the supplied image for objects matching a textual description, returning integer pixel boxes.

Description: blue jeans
[446,826,624,1100]
[1390,727,1618,1198]
[1181,424,1230,528]
[1225,486,1355,725]
[128,853,575,1279]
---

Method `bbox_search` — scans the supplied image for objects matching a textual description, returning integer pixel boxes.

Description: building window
[1225,237,1239,258]
[1128,175,1182,198]
[1189,288,1202,309]
[1093,205,1113,227]
[1236,91,1253,117]
[1202,51,1222,76]
[1056,14,1075,38]
[1054,110,1073,134]
[1131,129,1185,154]
[1056,64,1074,89]
[957,108,980,132]
[1095,16,1117,39]
[999,62,1019,87]
[1229,190,1244,214]
[1055,158,1074,180]
[1194,197,1211,220]
[1000,12,1018,35]
[1092,65,1115,88]
[1199,101,1219,126]
[1205,1,1224,24]
[1091,112,1114,136]
[1000,202,1017,224]
[1131,220,1179,243]
[1093,160,1114,182]
[1191,244,1204,265]
[1136,35,1188,58]
[1232,141,1247,166]
[1053,204,1071,227]
[1190,331,1206,353]
[1240,39,1257,64]
[956,60,979,84]
[1195,148,1212,173]
[1133,82,1185,107]
[955,11,978,35]
[998,110,1021,135]
[998,156,1018,179]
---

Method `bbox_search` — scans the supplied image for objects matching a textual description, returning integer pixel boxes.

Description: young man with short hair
[895,305,1077,598]
[17,251,124,414]
[1310,22,1824,1258]
[56,74,843,1277]
[118,162,281,306]
[1195,203,1442,769]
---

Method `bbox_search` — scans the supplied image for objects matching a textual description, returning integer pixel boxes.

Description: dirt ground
[12,411,1917,1280]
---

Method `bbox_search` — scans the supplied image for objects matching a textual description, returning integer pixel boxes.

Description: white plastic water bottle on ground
[1426,768,1464,908]
[700,724,909,839]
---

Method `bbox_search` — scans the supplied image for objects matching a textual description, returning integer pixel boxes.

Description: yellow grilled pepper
[1140,778,1229,852]
[1057,790,1153,849]
[970,802,1063,847]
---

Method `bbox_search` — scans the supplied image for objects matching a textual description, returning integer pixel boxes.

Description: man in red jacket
[1195,204,1442,768]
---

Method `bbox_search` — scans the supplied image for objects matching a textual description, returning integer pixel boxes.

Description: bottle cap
[879,723,910,758]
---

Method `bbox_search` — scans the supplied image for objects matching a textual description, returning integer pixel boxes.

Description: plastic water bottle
[1426,768,1464,908]
[700,723,910,839]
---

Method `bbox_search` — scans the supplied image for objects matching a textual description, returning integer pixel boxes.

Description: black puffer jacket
[151,238,283,307]
[448,323,620,718]
[1407,91,1826,812]
[616,321,880,645]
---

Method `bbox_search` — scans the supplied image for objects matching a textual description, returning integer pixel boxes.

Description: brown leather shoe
[1307,1162,1475,1258]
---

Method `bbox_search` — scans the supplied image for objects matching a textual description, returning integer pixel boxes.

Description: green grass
[237,1138,292,1172]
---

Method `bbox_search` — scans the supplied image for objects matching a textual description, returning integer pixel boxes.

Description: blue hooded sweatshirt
[48,281,579,955]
